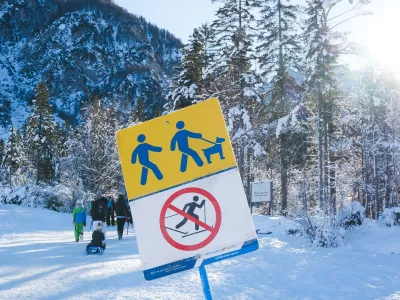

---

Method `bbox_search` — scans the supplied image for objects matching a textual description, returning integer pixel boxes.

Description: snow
[1,204,400,299]
[373,96,381,106]
[58,24,66,30]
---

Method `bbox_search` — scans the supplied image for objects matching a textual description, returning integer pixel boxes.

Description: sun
[367,10,400,73]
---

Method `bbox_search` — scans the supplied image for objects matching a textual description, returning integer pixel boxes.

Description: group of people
[71,194,133,253]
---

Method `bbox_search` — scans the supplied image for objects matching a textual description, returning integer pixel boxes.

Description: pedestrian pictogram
[170,120,204,172]
[131,134,163,185]
[160,187,221,251]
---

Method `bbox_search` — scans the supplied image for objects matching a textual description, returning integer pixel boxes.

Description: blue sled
[86,247,104,255]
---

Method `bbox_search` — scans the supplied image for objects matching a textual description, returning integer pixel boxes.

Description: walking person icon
[170,121,204,172]
[175,196,205,231]
[131,134,163,185]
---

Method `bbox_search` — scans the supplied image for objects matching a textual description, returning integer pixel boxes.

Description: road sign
[116,98,258,281]
[251,181,273,203]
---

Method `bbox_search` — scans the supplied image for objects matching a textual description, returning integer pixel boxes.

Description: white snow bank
[0,205,399,299]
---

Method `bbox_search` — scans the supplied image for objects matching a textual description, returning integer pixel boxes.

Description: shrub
[339,201,365,229]
[296,213,345,248]
[381,207,400,227]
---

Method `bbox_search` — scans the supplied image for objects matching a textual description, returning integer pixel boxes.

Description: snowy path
[1,204,400,300]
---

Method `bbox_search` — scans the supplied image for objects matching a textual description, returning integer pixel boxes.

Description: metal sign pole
[270,182,273,216]
[250,182,253,215]
[199,265,213,300]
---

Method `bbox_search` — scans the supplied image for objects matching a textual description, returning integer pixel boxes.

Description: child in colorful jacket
[72,200,87,242]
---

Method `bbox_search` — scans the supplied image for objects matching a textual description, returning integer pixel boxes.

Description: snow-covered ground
[0,204,399,300]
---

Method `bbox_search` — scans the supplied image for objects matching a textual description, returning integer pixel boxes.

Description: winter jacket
[91,230,105,247]
[115,199,129,217]
[72,206,86,223]
[91,199,105,221]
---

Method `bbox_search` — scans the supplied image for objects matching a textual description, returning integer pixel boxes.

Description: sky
[114,0,400,73]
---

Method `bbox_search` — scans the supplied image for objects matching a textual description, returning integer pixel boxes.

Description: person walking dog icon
[131,134,163,185]
[170,121,204,172]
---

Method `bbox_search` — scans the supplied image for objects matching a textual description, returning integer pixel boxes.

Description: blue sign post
[199,265,213,300]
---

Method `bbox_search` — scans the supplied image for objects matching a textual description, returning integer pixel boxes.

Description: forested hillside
[0,0,181,134]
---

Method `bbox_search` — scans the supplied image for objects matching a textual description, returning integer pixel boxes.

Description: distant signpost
[116,98,258,299]
[250,181,273,214]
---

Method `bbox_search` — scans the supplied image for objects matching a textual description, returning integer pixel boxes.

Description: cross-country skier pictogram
[175,196,205,231]
[131,134,163,185]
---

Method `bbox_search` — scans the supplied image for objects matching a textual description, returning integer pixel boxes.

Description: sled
[86,246,104,255]
[256,229,272,235]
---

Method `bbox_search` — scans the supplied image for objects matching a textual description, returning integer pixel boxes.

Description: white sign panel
[251,181,272,203]
[131,168,258,280]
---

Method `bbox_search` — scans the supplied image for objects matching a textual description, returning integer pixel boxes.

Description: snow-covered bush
[339,201,365,229]
[381,207,400,227]
[295,213,346,248]
[293,201,366,248]
[0,184,78,212]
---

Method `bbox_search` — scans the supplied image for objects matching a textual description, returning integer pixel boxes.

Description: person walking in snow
[115,194,129,240]
[86,221,106,252]
[106,197,115,226]
[91,196,106,224]
[72,200,86,242]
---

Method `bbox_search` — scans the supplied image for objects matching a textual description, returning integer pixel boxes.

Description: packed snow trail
[1,204,400,299]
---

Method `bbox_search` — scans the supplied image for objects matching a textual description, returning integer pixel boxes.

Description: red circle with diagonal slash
[160,187,221,251]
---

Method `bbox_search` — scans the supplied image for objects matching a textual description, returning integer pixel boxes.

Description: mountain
[0,0,182,137]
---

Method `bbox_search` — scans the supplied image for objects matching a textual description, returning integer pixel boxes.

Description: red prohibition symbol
[160,187,222,251]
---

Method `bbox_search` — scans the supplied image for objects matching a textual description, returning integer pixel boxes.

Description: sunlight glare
[367,11,400,73]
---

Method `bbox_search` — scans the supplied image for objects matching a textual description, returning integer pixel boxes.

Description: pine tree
[25,80,58,185]
[78,97,120,195]
[303,0,342,213]
[303,0,370,214]
[0,139,4,164]
[211,0,260,106]
[131,96,145,124]
[211,0,264,200]
[0,99,11,128]
[60,127,86,203]
[256,0,304,214]
[2,125,24,187]
[352,67,398,219]
[167,24,216,110]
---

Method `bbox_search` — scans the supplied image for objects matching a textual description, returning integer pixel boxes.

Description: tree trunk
[317,81,324,212]
[280,135,288,215]
[328,118,336,214]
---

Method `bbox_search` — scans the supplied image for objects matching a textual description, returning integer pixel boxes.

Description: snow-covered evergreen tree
[302,0,370,214]
[1,125,24,187]
[77,98,121,196]
[24,80,58,185]
[351,67,400,218]
[256,0,304,214]
[211,0,265,197]
[59,127,86,203]
[167,24,216,110]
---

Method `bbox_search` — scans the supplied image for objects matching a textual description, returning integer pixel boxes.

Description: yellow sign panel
[116,98,237,201]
